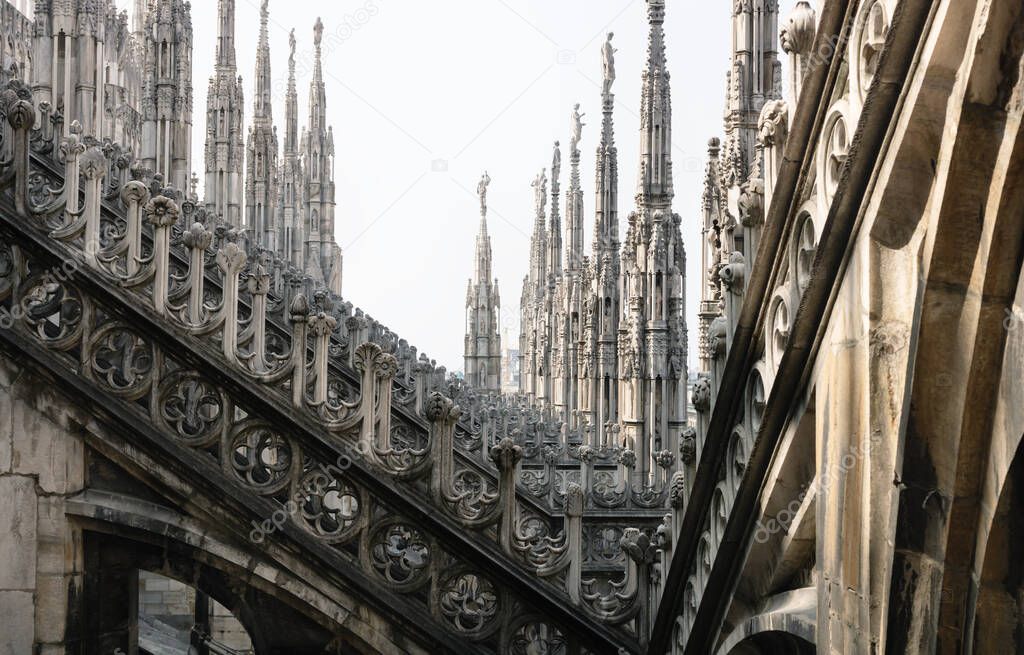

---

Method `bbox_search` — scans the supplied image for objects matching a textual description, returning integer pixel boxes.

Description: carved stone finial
[216,242,248,275]
[670,471,687,507]
[490,437,523,471]
[182,222,213,250]
[80,147,108,180]
[1,79,35,130]
[144,195,181,228]
[565,483,584,517]
[691,375,712,413]
[781,1,817,55]
[289,293,309,319]
[620,528,656,565]
[424,391,454,423]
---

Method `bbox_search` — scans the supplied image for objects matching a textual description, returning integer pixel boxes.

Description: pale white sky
[116,0,794,372]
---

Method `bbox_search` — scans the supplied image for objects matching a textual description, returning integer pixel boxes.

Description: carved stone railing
[0,77,665,651]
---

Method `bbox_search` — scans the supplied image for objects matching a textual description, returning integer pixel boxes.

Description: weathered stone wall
[0,351,86,654]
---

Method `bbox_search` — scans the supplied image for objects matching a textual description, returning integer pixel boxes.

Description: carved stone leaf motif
[89,325,153,399]
[438,572,499,635]
[158,371,223,446]
[370,523,429,587]
[21,275,84,346]
[509,621,567,655]
[298,469,360,541]
[230,425,293,494]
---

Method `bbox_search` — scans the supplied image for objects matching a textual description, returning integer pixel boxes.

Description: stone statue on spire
[570,104,585,153]
[602,32,617,95]
[532,169,548,215]
[477,171,491,215]
[289,28,296,66]
[314,17,324,48]
[552,142,562,186]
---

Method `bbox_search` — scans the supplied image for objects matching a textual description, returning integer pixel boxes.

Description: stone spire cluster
[514,0,687,483]
[204,7,342,294]
[464,172,502,391]
[619,0,687,470]
[25,0,192,191]
[698,0,781,370]
[301,17,342,294]
[24,0,344,294]
[203,0,245,226]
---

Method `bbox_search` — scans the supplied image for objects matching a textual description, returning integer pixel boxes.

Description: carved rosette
[368,521,431,589]
[437,569,500,637]
[144,195,181,228]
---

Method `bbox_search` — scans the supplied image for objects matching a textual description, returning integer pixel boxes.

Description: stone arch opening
[78,529,374,655]
[726,630,815,655]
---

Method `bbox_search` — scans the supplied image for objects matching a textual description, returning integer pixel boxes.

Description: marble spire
[594,32,619,254]
[302,17,341,294]
[618,0,687,479]
[528,168,549,293]
[725,0,782,184]
[253,0,273,122]
[547,141,563,279]
[204,0,245,225]
[636,0,673,207]
[465,172,502,391]
[245,0,279,250]
[216,0,237,71]
[278,28,303,266]
[565,105,585,273]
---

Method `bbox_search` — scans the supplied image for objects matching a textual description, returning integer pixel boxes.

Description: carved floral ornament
[780,1,817,56]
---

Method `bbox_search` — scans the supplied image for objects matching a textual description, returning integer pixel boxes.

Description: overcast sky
[114,0,794,372]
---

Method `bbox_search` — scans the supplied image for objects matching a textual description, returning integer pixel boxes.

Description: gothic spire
[285,28,298,154]
[529,169,548,290]
[547,141,563,279]
[309,17,327,132]
[253,0,273,122]
[726,0,781,181]
[595,32,619,250]
[216,0,237,72]
[566,104,585,273]
[636,0,673,208]
[466,172,502,392]
[474,172,493,285]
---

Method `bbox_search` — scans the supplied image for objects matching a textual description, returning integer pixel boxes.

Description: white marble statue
[570,104,586,153]
[477,171,491,214]
[602,32,617,95]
